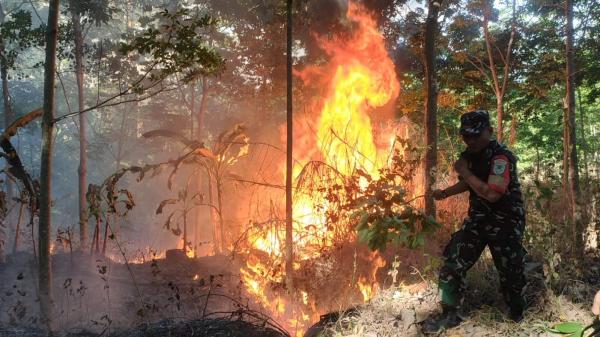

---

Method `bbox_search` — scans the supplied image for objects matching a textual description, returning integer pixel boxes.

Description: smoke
[304,0,349,34]
[309,0,348,19]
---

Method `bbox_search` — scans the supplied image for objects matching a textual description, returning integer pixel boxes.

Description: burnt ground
[0,318,289,337]
[0,250,290,337]
[5,239,595,337]
[0,240,442,337]
[0,229,452,337]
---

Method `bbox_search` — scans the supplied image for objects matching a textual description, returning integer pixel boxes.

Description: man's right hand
[432,189,447,200]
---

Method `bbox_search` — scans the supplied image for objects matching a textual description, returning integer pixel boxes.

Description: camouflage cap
[460,110,491,136]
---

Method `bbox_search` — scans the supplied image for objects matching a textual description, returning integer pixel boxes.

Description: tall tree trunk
[285,0,294,292]
[183,210,188,254]
[535,145,540,182]
[115,109,127,171]
[71,7,88,250]
[0,4,14,201]
[197,78,208,138]
[40,0,60,331]
[495,98,504,143]
[190,84,195,139]
[509,111,518,147]
[102,217,109,255]
[423,0,441,218]
[206,170,217,254]
[482,0,516,143]
[12,200,24,253]
[565,0,583,259]
[0,191,5,263]
[577,88,589,188]
[216,174,225,253]
[194,80,206,256]
[562,104,570,205]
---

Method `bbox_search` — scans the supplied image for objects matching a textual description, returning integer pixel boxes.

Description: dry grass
[322,261,598,337]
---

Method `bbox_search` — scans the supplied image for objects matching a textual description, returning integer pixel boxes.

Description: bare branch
[500,0,517,98]
[52,60,163,124]
[483,6,501,96]
[466,57,494,91]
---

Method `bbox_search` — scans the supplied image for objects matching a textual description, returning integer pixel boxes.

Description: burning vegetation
[236,2,437,335]
[0,1,444,336]
[4,0,600,336]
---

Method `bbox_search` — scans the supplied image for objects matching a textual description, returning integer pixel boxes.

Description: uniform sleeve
[488,154,510,193]
[457,151,468,181]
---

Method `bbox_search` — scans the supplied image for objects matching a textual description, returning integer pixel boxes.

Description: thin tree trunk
[535,145,540,182]
[482,0,516,143]
[577,88,589,188]
[565,0,583,259]
[563,104,570,206]
[110,110,127,241]
[39,0,61,331]
[102,217,109,255]
[496,99,504,142]
[115,109,126,171]
[206,168,217,254]
[216,175,225,253]
[0,191,5,263]
[423,0,441,218]
[285,0,294,292]
[195,80,206,255]
[12,200,24,253]
[0,4,14,201]
[197,77,208,139]
[183,210,188,254]
[90,218,99,255]
[72,7,88,251]
[190,84,195,138]
[509,111,518,147]
[482,6,502,141]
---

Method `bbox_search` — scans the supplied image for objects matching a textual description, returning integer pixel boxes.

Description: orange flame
[241,1,400,335]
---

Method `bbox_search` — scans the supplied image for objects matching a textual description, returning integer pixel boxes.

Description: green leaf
[357,228,370,244]
[553,322,584,334]
[571,329,584,337]
[356,212,370,231]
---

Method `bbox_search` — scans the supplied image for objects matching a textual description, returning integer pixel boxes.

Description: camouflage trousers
[438,221,526,312]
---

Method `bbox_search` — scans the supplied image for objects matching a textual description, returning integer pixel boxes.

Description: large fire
[241,2,400,336]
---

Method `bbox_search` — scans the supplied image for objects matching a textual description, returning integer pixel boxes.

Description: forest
[0,0,599,336]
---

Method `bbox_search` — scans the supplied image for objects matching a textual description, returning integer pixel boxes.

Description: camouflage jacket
[459,140,525,230]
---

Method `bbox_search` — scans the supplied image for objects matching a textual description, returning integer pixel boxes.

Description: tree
[564,0,583,259]
[423,0,442,218]
[285,0,294,292]
[0,3,13,207]
[482,0,517,142]
[66,0,114,250]
[0,4,43,200]
[0,3,13,133]
[39,0,60,331]
[444,0,519,142]
[70,1,88,251]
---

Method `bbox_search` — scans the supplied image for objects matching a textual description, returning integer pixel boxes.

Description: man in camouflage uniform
[422,110,526,334]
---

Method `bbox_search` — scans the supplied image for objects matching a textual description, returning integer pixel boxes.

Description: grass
[320,256,598,337]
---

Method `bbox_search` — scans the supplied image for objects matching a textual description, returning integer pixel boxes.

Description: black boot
[509,306,524,323]
[421,305,463,334]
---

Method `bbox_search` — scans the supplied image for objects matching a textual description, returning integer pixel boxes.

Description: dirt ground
[2,245,598,337]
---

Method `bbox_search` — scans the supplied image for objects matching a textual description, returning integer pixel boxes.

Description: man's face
[462,127,492,153]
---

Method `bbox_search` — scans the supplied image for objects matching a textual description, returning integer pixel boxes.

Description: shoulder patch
[492,158,508,175]
[488,154,511,194]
